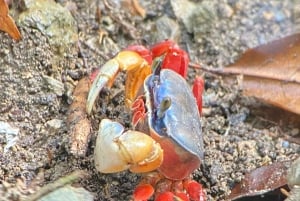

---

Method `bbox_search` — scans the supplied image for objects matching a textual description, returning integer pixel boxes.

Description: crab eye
[157,97,171,119]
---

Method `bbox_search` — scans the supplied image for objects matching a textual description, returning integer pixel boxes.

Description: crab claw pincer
[94,119,164,173]
[86,51,151,114]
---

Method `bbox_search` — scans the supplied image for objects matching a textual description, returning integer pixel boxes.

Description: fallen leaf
[224,34,300,115]
[286,157,300,201]
[26,170,90,201]
[287,157,300,188]
[227,161,291,201]
[0,0,21,40]
[38,185,94,201]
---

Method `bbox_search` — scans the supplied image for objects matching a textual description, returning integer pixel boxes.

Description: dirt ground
[0,0,299,201]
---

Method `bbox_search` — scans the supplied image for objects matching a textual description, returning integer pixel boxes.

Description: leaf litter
[0,0,21,41]
[224,33,300,116]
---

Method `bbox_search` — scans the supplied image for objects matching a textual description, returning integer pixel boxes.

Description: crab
[87,40,205,201]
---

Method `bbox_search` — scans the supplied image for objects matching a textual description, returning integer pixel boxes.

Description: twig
[189,62,201,69]
[78,41,89,69]
[68,77,92,157]
[26,170,88,201]
[108,12,140,39]
[223,124,231,136]
[103,0,140,39]
[189,62,225,75]
[280,187,290,197]
[103,0,113,10]
[283,135,300,145]
[132,0,146,18]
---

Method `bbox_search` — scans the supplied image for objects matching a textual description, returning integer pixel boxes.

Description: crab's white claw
[94,119,163,173]
[86,59,120,114]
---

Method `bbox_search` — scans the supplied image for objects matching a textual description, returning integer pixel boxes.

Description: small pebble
[46,119,63,130]
[282,140,290,148]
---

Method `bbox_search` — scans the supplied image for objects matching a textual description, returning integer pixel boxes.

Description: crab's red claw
[186,180,205,201]
[160,49,189,78]
[192,76,204,115]
[151,40,189,78]
[133,184,154,201]
[126,45,152,65]
[179,49,189,78]
[161,48,181,74]
[151,40,175,57]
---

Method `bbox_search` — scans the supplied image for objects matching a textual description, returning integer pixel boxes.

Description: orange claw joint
[151,40,189,78]
[192,76,205,115]
[94,119,163,173]
[126,45,153,65]
[86,51,151,114]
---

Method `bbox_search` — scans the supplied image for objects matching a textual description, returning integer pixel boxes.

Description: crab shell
[143,69,204,180]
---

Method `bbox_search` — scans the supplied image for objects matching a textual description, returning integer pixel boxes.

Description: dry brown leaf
[224,34,300,115]
[227,161,291,201]
[0,0,21,40]
[248,103,300,129]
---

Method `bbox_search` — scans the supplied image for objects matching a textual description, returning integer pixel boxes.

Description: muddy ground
[0,0,299,201]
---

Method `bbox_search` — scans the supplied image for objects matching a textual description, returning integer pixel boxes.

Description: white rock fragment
[43,75,64,96]
[46,119,63,130]
[0,121,19,153]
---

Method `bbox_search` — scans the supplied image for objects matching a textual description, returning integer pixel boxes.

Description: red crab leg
[155,192,186,201]
[151,40,175,57]
[133,172,162,201]
[133,184,154,201]
[183,180,205,201]
[161,48,189,78]
[192,76,204,115]
[151,40,189,78]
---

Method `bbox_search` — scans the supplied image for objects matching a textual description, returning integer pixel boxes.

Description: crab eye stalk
[157,97,171,119]
[152,56,164,76]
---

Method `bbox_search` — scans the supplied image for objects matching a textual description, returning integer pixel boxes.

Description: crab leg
[87,59,119,114]
[86,51,151,114]
[192,76,205,114]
